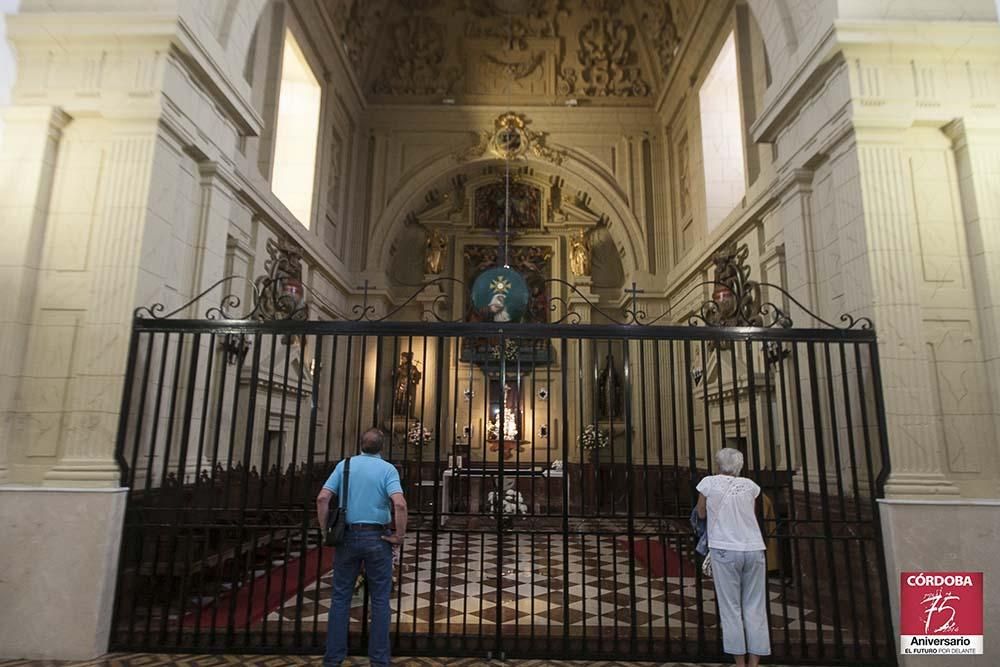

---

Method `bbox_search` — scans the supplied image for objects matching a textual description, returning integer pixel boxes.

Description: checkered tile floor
[269,529,832,639]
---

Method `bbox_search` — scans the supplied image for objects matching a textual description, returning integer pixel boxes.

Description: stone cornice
[750,24,840,144]
[6,12,263,137]
[172,18,263,137]
[753,19,1000,144]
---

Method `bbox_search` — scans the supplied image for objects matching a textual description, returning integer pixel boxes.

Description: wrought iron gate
[110,307,896,664]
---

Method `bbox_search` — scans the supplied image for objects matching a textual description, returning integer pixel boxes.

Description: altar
[440,465,566,524]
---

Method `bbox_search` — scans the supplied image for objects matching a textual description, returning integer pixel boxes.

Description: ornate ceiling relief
[637,0,681,79]
[559,1,651,97]
[463,0,563,46]
[371,13,462,96]
[326,0,390,77]
[356,0,683,104]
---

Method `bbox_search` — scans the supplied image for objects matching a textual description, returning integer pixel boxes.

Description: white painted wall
[0,0,20,148]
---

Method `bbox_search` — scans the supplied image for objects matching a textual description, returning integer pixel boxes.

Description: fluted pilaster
[0,106,71,483]
[855,134,959,496]
[44,129,158,486]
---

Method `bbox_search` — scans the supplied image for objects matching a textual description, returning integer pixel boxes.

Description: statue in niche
[393,352,422,417]
[596,353,622,421]
[424,228,447,275]
[569,229,592,277]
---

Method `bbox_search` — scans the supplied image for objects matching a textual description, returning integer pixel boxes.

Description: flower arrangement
[487,488,528,516]
[579,424,609,450]
[406,421,432,446]
[490,339,520,361]
[487,410,518,441]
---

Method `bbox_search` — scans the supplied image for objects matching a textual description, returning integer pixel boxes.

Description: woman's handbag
[324,457,351,547]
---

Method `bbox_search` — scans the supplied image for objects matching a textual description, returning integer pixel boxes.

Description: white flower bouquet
[579,424,609,450]
[486,488,528,516]
[406,421,432,446]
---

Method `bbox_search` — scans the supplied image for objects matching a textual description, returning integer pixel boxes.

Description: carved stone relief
[358,0,682,104]
[676,131,690,219]
[327,0,390,76]
[560,15,650,97]
[638,0,681,78]
[371,14,462,96]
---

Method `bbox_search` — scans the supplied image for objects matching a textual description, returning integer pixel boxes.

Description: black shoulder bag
[324,457,351,547]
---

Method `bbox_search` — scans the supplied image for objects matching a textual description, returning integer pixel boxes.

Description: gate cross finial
[352,279,378,321]
[626,281,646,324]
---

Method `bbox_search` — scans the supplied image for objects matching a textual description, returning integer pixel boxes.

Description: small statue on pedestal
[569,230,591,277]
[596,353,622,420]
[424,228,447,275]
[393,352,422,417]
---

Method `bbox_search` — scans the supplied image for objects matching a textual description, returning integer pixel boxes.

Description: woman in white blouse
[696,447,771,667]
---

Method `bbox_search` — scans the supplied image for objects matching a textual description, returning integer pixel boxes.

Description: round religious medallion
[471,267,529,323]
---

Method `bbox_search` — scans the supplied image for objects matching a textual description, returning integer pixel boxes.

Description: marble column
[0,106,71,483]
[947,120,1000,491]
[851,129,959,497]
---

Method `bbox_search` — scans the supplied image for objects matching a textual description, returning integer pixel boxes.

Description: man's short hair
[360,428,386,454]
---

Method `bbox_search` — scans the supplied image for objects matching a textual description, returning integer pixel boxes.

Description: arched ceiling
[322,0,700,106]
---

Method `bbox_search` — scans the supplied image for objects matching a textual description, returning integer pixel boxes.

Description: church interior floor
[268,528,832,640]
[0,657,793,666]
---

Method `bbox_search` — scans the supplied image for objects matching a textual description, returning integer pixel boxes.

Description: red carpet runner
[181,545,335,628]
[616,536,696,577]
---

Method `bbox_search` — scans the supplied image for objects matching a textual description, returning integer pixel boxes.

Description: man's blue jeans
[324,529,394,666]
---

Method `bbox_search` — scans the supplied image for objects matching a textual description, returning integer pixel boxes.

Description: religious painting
[474,181,542,230]
[470,267,530,323]
[463,245,552,323]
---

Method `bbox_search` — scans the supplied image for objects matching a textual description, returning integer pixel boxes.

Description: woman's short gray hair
[715,447,744,475]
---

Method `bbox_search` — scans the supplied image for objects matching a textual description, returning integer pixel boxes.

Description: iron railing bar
[225,332,263,649]
[867,342,897,664]
[169,333,202,648]
[823,342,860,658]
[639,340,654,656]
[697,338,711,656]
[427,335,446,642]
[560,336,571,656]
[152,332,186,644]
[790,342,823,660]
[133,317,879,344]
[682,339,696,656]
[287,331,311,645]
[202,333,231,648]
[761,341,792,653]
[805,342,844,659]
[743,339,774,654]
[271,335,295,648]
[258,334,281,646]
[623,336,638,654]
[119,331,154,647]
[852,343,881,658]
[294,335,324,647]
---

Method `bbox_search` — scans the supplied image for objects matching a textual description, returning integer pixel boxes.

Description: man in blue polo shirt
[316,428,407,667]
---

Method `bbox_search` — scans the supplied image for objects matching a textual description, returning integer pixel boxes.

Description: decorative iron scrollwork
[686,243,872,331]
[134,276,260,320]
[351,277,465,323]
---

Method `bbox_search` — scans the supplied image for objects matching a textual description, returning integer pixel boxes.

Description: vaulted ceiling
[322,0,699,106]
